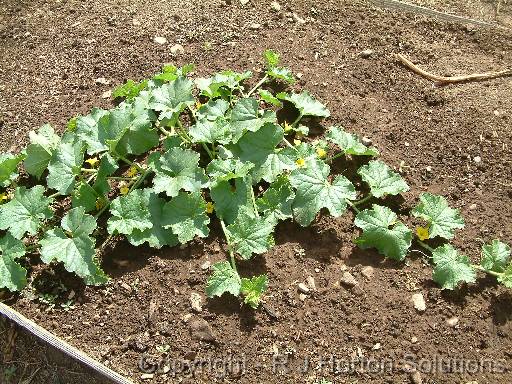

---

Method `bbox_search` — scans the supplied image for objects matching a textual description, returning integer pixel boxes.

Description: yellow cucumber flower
[205,202,214,214]
[0,192,9,204]
[316,147,327,159]
[95,198,105,210]
[295,158,306,168]
[126,166,138,178]
[120,185,130,195]
[283,121,292,133]
[293,139,302,146]
[85,157,99,168]
[416,226,430,241]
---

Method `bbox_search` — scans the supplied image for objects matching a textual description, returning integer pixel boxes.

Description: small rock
[120,282,131,292]
[299,293,307,301]
[240,0,250,4]
[190,292,203,312]
[200,260,211,270]
[426,166,432,172]
[292,13,306,24]
[298,283,310,294]
[141,373,154,380]
[361,136,372,146]
[170,44,184,54]
[101,90,112,99]
[95,77,110,85]
[306,276,316,291]
[361,266,374,279]
[340,272,358,287]
[473,156,482,163]
[404,141,410,147]
[270,1,281,11]
[249,23,261,30]
[182,313,193,323]
[154,36,167,45]
[411,371,422,384]
[189,318,216,342]
[411,336,418,343]
[132,19,141,26]
[469,203,477,210]
[372,343,381,350]
[359,49,374,58]
[411,293,426,312]
[446,317,459,327]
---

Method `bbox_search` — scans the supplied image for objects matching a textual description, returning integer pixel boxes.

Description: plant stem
[291,113,303,127]
[116,153,144,172]
[220,220,238,273]
[158,125,172,137]
[48,192,61,199]
[107,176,137,181]
[325,151,344,163]
[247,74,268,97]
[282,137,296,150]
[471,264,503,278]
[347,200,360,214]
[250,186,260,218]
[416,239,435,253]
[81,168,97,173]
[352,194,373,207]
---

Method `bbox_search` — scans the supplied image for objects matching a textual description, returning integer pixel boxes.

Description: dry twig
[397,54,512,85]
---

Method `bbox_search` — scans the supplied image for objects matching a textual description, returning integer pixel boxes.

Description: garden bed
[1,1,512,383]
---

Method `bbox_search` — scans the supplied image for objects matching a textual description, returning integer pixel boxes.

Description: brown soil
[1,0,512,383]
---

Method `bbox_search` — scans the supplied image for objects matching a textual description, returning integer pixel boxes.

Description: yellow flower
[283,121,292,133]
[0,193,9,204]
[295,158,306,168]
[126,166,138,178]
[195,101,202,110]
[293,139,302,146]
[205,202,214,214]
[416,226,430,241]
[95,198,105,210]
[85,157,99,168]
[316,147,327,158]
[120,185,130,195]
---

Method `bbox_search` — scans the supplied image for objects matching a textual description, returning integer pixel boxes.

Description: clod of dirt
[153,36,167,45]
[361,266,375,279]
[446,317,459,327]
[101,90,112,99]
[411,293,426,312]
[189,318,216,342]
[94,77,110,85]
[359,49,374,58]
[170,44,185,54]
[340,271,358,287]
[240,0,250,5]
[249,23,262,30]
[270,1,281,12]
[141,373,155,380]
[411,371,423,384]
[362,136,372,146]
[190,292,203,312]
[298,282,310,294]
[306,276,316,291]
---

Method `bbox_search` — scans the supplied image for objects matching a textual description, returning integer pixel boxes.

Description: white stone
[411,293,426,312]
[154,36,167,45]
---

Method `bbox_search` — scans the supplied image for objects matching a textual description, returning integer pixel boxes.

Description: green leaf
[289,159,356,226]
[39,207,107,285]
[354,204,412,261]
[411,193,464,240]
[71,182,99,213]
[150,148,208,197]
[24,124,61,179]
[432,244,476,290]
[206,158,254,186]
[258,90,282,107]
[189,117,232,145]
[498,264,512,288]
[0,153,25,188]
[241,275,268,308]
[162,192,210,244]
[480,240,511,273]
[47,141,85,195]
[107,189,152,236]
[279,91,330,118]
[263,49,280,68]
[210,177,251,224]
[0,233,27,292]
[196,99,230,121]
[98,104,158,156]
[0,186,53,239]
[206,261,241,298]
[75,108,109,155]
[357,160,409,198]
[267,67,295,84]
[326,126,379,156]
[227,208,275,260]
[229,98,276,142]
[233,123,289,183]
[93,154,118,196]
[256,176,295,224]
[112,79,148,100]
[149,77,194,121]
[127,193,178,249]
[195,70,252,99]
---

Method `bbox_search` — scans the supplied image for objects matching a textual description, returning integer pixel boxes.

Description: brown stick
[397,53,512,85]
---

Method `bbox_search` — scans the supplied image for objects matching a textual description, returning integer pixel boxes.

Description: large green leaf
[206,158,254,187]
[357,160,409,198]
[107,189,152,236]
[279,91,330,118]
[196,99,230,121]
[354,204,412,261]
[210,177,251,224]
[289,159,356,226]
[195,70,252,99]
[0,233,27,291]
[162,192,210,244]
[432,244,476,290]
[71,182,99,213]
[39,207,107,285]
[149,77,194,121]
[241,275,268,308]
[326,126,379,156]
[256,176,295,225]
[127,193,178,249]
[206,261,241,298]
[46,141,85,195]
[24,124,61,179]
[189,116,232,145]
[75,109,109,155]
[93,153,118,196]
[480,240,511,273]
[0,186,53,239]
[0,153,25,188]
[226,208,275,260]
[498,264,512,288]
[412,193,464,240]
[229,98,276,142]
[150,148,208,197]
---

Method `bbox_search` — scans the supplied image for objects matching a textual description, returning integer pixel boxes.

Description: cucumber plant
[0,51,510,309]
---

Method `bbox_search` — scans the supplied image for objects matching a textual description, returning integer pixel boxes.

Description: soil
[1,0,512,383]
